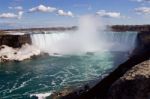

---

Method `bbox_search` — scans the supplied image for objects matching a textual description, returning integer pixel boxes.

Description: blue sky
[0,0,150,29]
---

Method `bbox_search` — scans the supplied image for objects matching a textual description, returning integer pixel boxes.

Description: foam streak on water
[30,92,52,99]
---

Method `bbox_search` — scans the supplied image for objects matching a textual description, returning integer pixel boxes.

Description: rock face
[108,60,150,99]
[132,31,150,56]
[0,34,31,48]
[137,31,150,50]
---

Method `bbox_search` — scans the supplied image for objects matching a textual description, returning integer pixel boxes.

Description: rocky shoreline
[108,59,150,99]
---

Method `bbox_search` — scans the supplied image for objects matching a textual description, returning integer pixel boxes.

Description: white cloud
[57,10,74,17]
[28,5,74,17]
[132,0,150,2]
[0,11,23,19]
[96,10,121,18]
[9,6,23,10]
[135,7,150,14]
[0,13,18,18]
[29,5,57,13]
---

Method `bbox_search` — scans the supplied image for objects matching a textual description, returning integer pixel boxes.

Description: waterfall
[31,31,75,54]
[30,31,137,55]
[98,31,137,51]
[30,15,137,55]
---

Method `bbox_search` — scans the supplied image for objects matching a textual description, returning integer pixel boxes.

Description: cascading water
[97,31,137,51]
[31,15,137,55]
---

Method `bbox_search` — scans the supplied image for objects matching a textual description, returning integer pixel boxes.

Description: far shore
[1,25,150,34]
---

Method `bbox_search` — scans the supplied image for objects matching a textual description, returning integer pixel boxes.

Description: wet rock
[108,60,150,99]
[47,88,75,99]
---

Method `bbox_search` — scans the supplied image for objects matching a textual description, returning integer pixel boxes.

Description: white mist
[31,15,137,55]
[31,15,105,55]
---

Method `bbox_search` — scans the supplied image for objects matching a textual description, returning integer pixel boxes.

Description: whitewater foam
[30,92,52,99]
[0,44,41,62]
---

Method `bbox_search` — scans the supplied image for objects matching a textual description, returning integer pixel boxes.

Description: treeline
[110,25,150,32]
[1,25,150,32]
[1,26,77,32]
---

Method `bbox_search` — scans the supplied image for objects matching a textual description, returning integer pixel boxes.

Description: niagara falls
[0,1,150,99]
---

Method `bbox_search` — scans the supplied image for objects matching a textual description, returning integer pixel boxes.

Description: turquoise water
[0,51,128,98]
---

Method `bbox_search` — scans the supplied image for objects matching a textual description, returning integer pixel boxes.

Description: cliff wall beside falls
[137,31,150,50]
[0,34,31,48]
[132,31,150,56]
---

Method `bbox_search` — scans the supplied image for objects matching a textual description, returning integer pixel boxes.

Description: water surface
[0,51,128,98]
